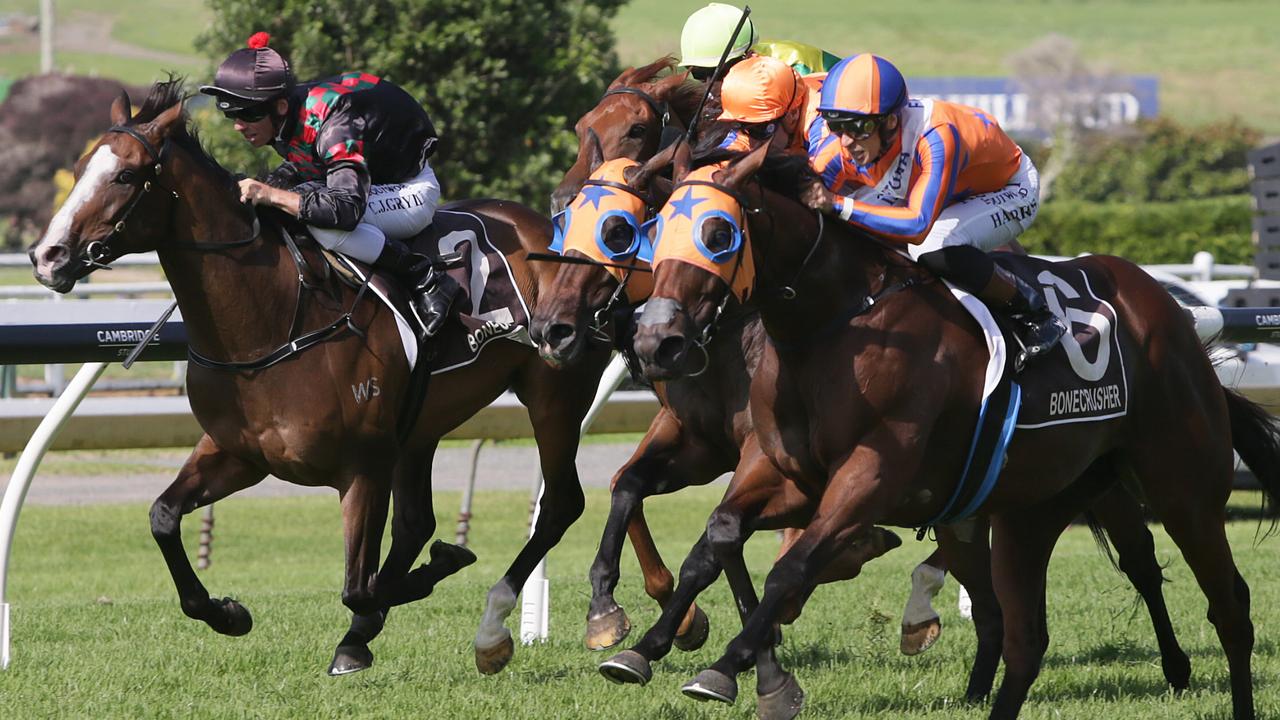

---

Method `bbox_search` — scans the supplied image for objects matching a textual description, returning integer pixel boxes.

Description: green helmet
[679,3,758,68]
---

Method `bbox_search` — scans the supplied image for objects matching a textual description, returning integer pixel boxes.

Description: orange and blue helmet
[817,54,908,117]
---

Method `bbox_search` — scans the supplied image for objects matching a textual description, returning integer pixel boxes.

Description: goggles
[740,122,777,141]
[224,103,272,123]
[821,112,884,140]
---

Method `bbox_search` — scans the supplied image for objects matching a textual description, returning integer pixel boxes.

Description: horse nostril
[39,244,69,268]
[655,335,687,371]
[546,323,576,351]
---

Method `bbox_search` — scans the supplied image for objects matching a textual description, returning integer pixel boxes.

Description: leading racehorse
[537,135,1196,706]
[27,78,614,677]
[630,141,1280,719]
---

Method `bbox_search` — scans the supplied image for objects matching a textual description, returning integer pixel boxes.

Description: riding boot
[978,266,1068,368]
[372,237,460,342]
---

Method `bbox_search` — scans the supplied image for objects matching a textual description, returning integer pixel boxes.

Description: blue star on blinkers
[668,189,706,219]
[577,185,615,209]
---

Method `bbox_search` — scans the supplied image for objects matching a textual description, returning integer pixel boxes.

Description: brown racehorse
[27,79,614,677]
[630,141,1279,719]
[532,140,903,674]
[536,139,1194,702]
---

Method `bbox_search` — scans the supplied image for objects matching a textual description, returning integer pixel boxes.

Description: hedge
[1021,194,1254,265]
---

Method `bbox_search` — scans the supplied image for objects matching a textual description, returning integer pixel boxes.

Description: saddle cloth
[926,254,1129,527]
[335,208,535,373]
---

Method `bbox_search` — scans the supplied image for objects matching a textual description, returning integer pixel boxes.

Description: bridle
[600,86,672,138]
[89,125,262,268]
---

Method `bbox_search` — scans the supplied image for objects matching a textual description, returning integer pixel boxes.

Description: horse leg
[987,459,1118,719]
[1089,481,1191,691]
[936,518,1005,702]
[901,545,947,656]
[1128,445,1254,718]
[586,409,725,651]
[329,441,476,675]
[474,366,598,674]
[684,436,916,718]
[599,530,722,685]
[986,510,1063,720]
[150,435,265,636]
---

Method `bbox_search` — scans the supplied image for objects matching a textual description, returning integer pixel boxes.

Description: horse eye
[116,170,136,184]
[603,221,635,254]
[627,123,648,139]
[706,227,734,253]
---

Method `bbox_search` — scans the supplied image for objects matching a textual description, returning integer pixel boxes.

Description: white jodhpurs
[310,162,442,263]
[908,154,1039,261]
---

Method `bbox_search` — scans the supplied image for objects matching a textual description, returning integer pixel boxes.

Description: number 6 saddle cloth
[923,254,1131,529]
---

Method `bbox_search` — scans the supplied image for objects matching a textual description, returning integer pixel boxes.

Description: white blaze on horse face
[33,146,123,275]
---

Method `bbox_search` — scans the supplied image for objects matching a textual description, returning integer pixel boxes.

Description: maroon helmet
[199,32,295,113]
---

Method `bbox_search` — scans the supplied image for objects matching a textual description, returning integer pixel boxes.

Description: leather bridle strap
[602,86,671,127]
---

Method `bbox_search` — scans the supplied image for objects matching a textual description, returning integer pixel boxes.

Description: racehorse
[27,78,615,677]
[630,141,1279,719]
[535,138,1196,705]
[532,139,903,669]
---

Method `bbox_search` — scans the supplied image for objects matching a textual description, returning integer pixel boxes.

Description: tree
[197,0,626,211]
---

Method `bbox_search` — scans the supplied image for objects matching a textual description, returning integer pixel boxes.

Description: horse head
[30,88,186,292]
[530,136,679,367]
[550,57,696,215]
[634,140,772,380]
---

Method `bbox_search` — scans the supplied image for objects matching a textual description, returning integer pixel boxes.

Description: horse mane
[609,56,704,125]
[128,75,237,187]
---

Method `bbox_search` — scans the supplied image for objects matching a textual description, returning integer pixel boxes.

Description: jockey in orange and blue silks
[717,52,1066,366]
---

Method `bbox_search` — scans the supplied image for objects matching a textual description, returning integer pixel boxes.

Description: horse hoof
[209,597,253,637]
[900,617,941,656]
[599,649,653,685]
[757,672,804,720]
[673,604,710,652]
[475,633,514,675]
[1164,651,1192,692]
[328,645,373,676]
[585,605,631,651]
[429,540,478,576]
[682,669,738,704]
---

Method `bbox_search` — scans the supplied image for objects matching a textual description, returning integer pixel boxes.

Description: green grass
[613,0,1280,132]
[0,486,1276,719]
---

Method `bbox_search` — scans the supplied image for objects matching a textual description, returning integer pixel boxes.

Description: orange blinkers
[549,158,655,303]
[651,165,756,303]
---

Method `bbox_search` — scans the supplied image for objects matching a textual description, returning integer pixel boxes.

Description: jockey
[717,53,1067,365]
[199,33,457,340]
[679,3,840,80]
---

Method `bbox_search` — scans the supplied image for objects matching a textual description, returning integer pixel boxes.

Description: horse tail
[1223,386,1280,536]
[1083,510,1123,574]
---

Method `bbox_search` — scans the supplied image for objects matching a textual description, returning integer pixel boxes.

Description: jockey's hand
[238,178,301,217]
[800,180,837,213]
[238,178,273,205]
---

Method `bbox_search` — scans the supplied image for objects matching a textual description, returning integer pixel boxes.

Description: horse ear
[147,99,185,139]
[629,138,681,191]
[716,140,770,190]
[673,137,692,180]
[586,128,605,175]
[110,91,131,126]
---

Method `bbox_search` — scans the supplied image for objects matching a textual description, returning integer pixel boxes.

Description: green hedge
[1021,195,1254,265]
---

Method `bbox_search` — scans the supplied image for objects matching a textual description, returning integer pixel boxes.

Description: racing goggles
[821,111,884,140]
[224,103,272,123]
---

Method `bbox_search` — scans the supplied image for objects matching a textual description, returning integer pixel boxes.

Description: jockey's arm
[832,125,960,244]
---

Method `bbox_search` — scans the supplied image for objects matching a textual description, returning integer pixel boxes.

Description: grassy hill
[614,0,1280,133]
[0,0,1275,130]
